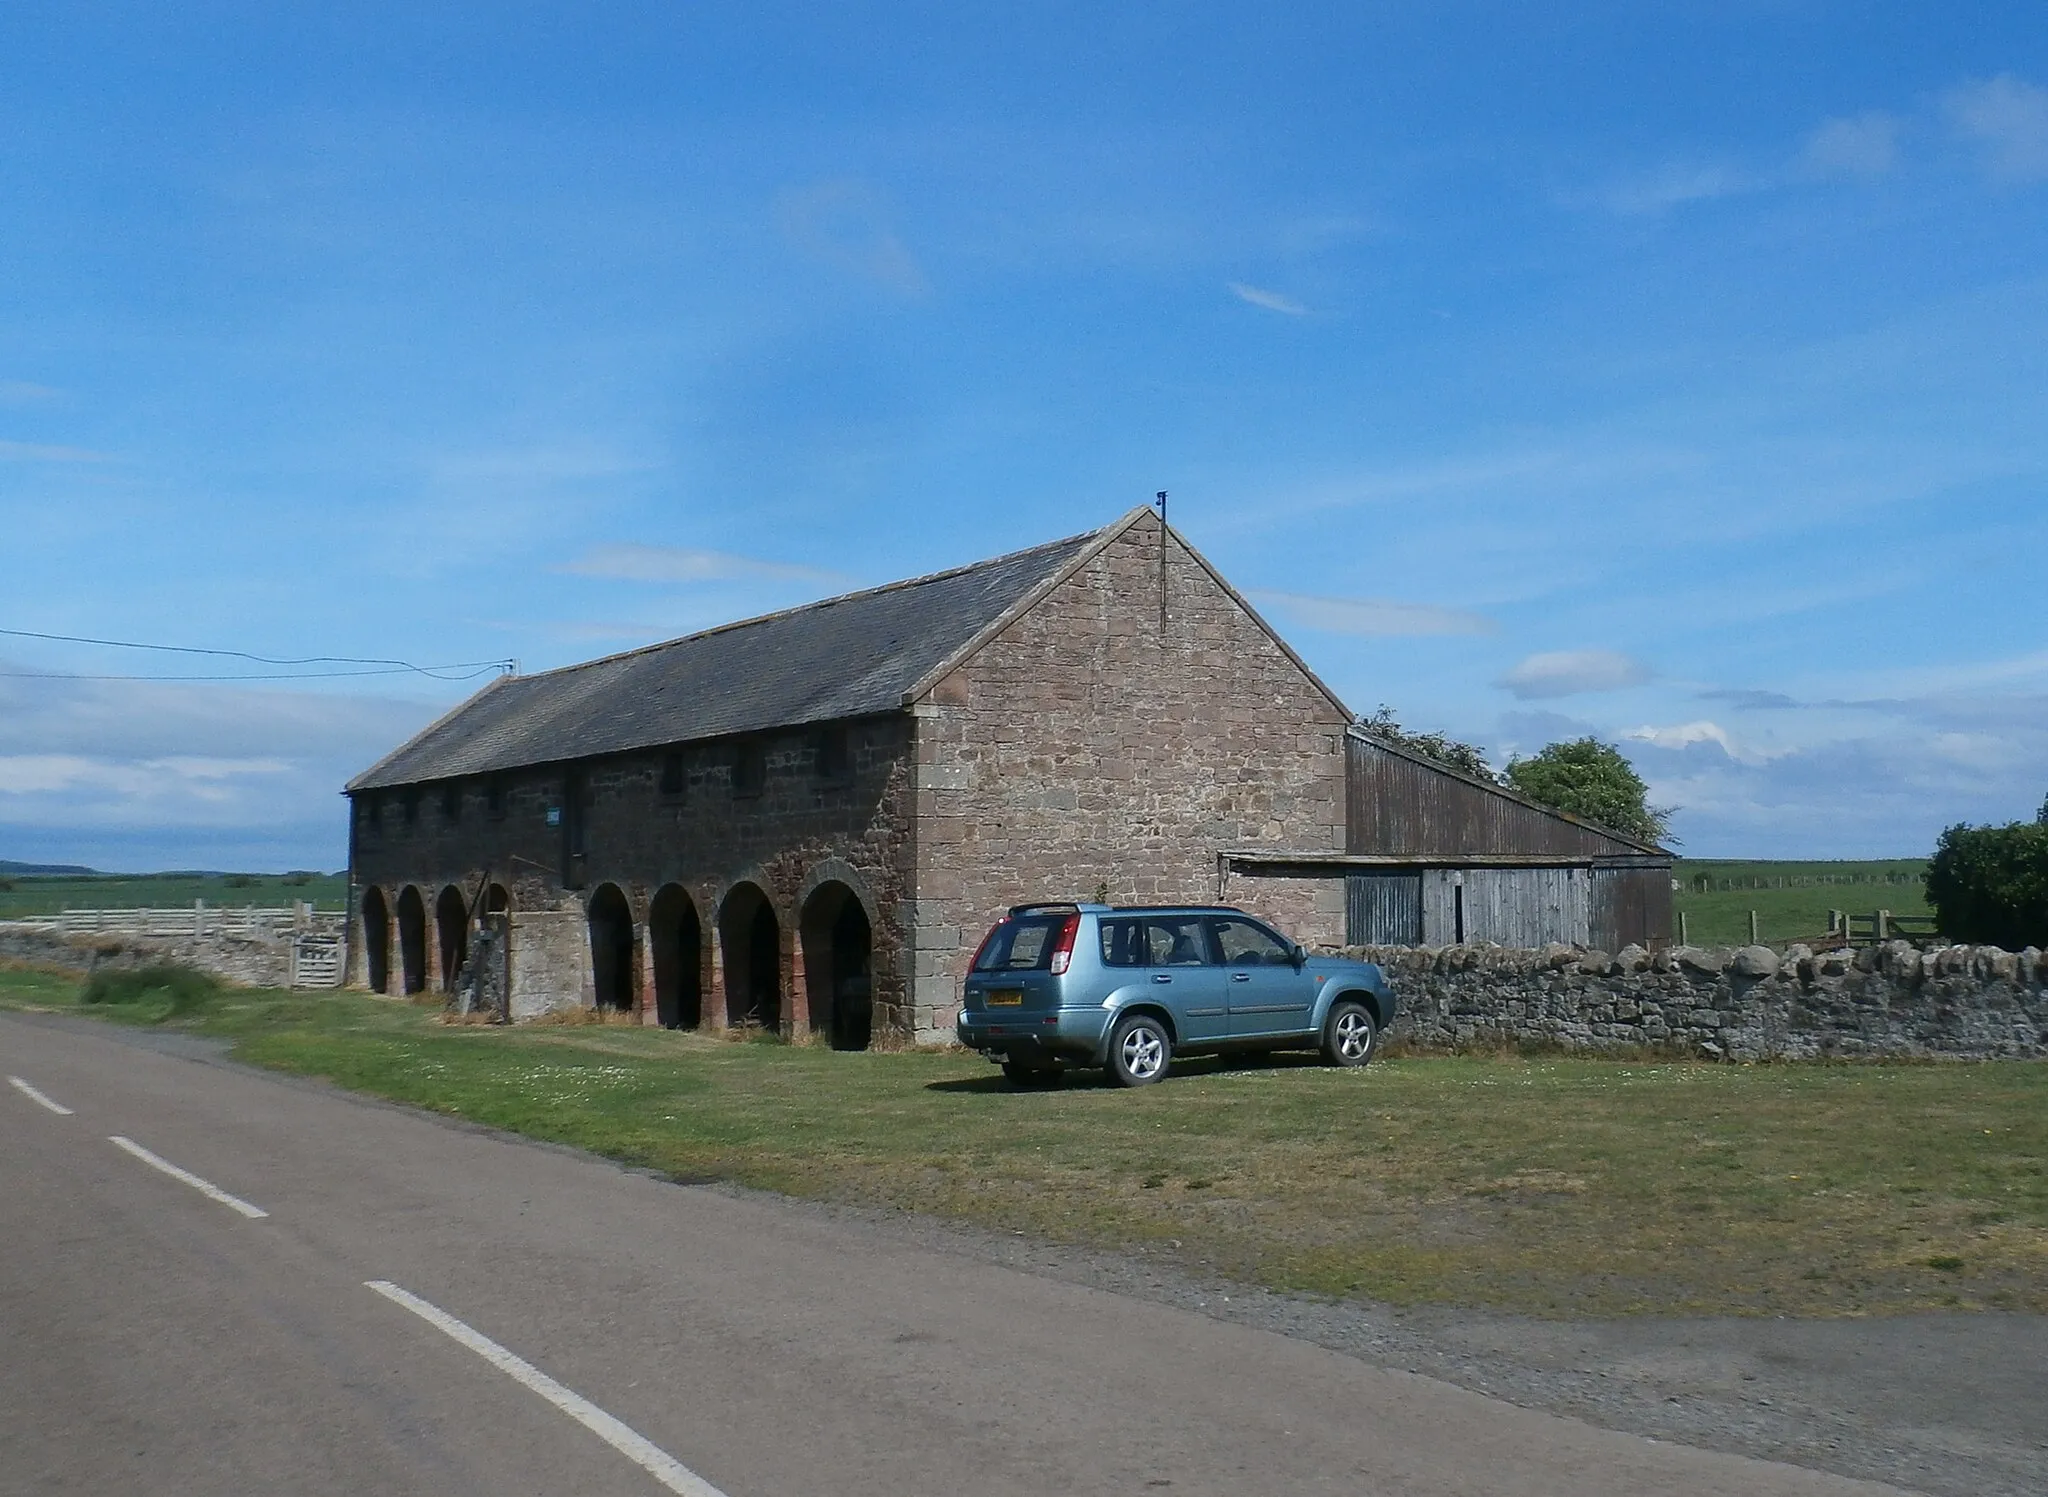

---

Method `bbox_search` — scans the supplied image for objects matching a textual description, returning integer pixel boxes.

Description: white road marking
[365,1279,729,1497]
[7,1075,74,1115]
[108,1135,269,1219]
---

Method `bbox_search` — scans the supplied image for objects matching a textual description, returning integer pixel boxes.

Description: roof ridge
[506,526,1104,685]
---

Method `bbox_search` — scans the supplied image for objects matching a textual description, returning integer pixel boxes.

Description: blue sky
[2,2,2044,870]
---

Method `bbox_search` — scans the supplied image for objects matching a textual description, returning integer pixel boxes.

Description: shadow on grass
[924,1049,1331,1093]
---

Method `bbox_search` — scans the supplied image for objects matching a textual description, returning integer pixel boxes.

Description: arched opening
[801,881,873,1051]
[718,883,782,1031]
[396,886,428,996]
[587,883,637,1013]
[484,883,510,915]
[361,886,391,994]
[649,884,702,1030]
[435,885,469,990]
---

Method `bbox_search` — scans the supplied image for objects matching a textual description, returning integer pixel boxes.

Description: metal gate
[1346,872,1424,946]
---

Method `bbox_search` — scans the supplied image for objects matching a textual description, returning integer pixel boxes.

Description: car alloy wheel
[1322,999,1378,1067]
[1109,1013,1171,1087]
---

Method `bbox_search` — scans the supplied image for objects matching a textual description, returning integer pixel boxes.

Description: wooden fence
[40,903,345,939]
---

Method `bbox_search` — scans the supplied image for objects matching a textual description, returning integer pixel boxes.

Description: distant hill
[0,860,97,876]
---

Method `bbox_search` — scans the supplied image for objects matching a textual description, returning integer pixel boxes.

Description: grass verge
[4,965,2042,1318]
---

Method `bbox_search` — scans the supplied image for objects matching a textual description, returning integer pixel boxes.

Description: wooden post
[1749,909,1759,945]
[1878,909,1890,941]
[1679,911,1689,945]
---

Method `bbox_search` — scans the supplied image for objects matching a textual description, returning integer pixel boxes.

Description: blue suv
[955,904,1395,1087]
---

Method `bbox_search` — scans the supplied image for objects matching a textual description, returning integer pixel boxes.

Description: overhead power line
[0,625,515,683]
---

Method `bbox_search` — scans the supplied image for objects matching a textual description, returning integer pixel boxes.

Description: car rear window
[973,915,1067,971]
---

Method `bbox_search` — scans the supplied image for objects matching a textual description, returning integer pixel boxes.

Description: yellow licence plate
[986,990,1024,1007]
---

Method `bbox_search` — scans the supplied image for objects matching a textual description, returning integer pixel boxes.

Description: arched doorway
[361,886,391,994]
[587,883,637,1014]
[396,886,428,996]
[801,881,873,1051]
[649,884,702,1030]
[435,885,469,990]
[718,883,781,1031]
[483,883,510,915]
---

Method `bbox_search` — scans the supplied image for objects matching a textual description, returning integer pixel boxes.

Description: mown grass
[1674,858,1932,947]
[4,965,2042,1319]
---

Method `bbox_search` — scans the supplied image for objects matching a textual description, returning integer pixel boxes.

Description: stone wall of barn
[905,511,1351,1040]
[345,713,917,1036]
[1349,939,2048,1060]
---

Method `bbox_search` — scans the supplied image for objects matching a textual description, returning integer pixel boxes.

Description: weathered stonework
[346,511,1360,1042]
[907,513,1351,1040]
[348,714,916,1036]
[1349,940,2048,1061]
[0,924,296,989]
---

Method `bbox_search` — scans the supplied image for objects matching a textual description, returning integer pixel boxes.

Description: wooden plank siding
[1419,866,1591,947]
[1347,730,1658,859]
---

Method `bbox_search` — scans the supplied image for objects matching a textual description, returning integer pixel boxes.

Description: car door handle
[1152,974,1172,983]
[1230,973,1251,983]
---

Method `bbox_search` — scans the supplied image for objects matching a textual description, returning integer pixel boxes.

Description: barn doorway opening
[396,886,428,995]
[435,885,469,990]
[800,882,872,1051]
[587,883,636,1014]
[361,886,391,994]
[649,884,702,1030]
[718,884,781,1032]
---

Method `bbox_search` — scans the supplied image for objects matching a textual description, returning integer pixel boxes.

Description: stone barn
[345,506,1355,1043]
[344,505,1673,1043]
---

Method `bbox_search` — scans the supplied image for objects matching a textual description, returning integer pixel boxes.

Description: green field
[0,870,349,919]
[6,963,2042,1319]
[1673,859,1931,947]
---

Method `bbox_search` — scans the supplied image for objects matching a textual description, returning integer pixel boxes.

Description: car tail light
[1047,913,1080,975]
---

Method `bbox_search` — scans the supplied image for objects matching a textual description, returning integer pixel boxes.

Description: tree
[1503,737,1674,846]
[1925,818,2048,949]
[1355,706,1501,785]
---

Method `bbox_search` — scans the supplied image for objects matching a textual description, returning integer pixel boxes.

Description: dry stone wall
[0,923,295,989]
[1345,940,2048,1060]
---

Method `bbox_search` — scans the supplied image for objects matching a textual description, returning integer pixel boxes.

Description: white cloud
[1947,75,2048,180]
[558,544,849,586]
[0,381,61,404]
[1497,650,1652,699]
[1228,282,1308,316]
[1619,720,1779,765]
[778,179,926,294]
[1248,589,1494,637]
[1802,112,1900,178]
[1603,163,1751,215]
[0,439,112,463]
[0,755,291,799]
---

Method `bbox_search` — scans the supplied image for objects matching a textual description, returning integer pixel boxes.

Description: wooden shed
[1220,727,1673,951]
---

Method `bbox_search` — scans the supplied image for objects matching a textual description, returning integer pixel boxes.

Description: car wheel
[1001,1059,1060,1089]
[1107,1012,1172,1087]
[1321,999,1378,1067]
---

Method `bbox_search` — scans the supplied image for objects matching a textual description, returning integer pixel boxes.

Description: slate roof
[347,528,1101,791]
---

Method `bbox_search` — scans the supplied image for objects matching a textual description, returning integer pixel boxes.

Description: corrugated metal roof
[348,529,1098,791]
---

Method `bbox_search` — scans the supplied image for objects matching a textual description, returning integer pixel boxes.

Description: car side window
[1211,917,1293,966]
[1098,918,1145,968]
[1144,916,1214,967]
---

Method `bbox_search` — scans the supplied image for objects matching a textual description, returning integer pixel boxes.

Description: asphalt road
[0,1012,1910,1497]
